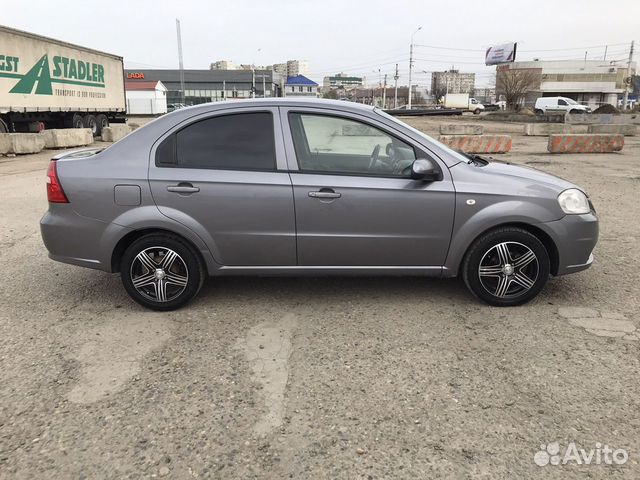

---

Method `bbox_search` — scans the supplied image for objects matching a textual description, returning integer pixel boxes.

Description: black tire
[534,109,544,115]
[569,109,582,114]
[462,227,550,307]
[83,114,98,136]
[95,114,109,137]
[120,233,205,311]
[473,108,481,115]
[72,113,84,129]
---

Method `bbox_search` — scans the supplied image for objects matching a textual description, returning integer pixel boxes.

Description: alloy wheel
[478,241,539,299]
[129,246,189,302]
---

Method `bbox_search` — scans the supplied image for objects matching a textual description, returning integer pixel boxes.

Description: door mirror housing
[411,159,442,181]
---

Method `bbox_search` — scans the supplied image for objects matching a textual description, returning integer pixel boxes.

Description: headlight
[558,188,590,214]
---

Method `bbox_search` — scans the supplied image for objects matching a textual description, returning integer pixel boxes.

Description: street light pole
[623,40,635,110]
[408,26,422,110]
[382,74,387,109]
[393,63,399,109]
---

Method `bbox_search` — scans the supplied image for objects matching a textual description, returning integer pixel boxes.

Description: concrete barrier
[547,134,624,153]
[439,124,483,135]
[101,124,132,142]
[587,124,636,136]
[41,128,94,149]
[0,133,46,154]
[438,135,512,154]
[524,123,572,136]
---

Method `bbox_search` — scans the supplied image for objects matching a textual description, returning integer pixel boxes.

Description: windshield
[374,108,471,164]
[564,98,578,105]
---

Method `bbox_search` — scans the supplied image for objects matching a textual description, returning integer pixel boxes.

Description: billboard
[485,42,517,66]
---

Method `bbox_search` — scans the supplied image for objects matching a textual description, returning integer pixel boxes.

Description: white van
[534,97,591,115]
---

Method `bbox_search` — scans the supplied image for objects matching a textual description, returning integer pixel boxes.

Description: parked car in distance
[535,96,591,115]
[40,98,598,310]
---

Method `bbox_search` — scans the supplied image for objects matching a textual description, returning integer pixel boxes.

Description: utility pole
[393,64,399,109]
[176,19,185,105]
[382,74,387,109]
[622,40,635,111]
[408,26,422,110]
[262,74,266,98]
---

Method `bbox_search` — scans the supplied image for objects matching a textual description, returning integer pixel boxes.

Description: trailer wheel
[95,114,109,137]
[72,114,84,129]
[83,114,98,136]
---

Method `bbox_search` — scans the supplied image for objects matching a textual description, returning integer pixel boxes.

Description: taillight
[46,161,69,203]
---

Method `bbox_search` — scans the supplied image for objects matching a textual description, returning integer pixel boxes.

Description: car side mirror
[411,159,442,181]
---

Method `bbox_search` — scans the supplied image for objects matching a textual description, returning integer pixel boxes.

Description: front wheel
[121,234,205,311]
[473,108,481,115]
[462,227,550,306]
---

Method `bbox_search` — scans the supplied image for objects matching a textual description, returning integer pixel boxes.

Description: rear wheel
[72,113,84,129]
[462,227,550,306]
[120,234,205,311]
[83,114,98,136]
[95,114,109,137]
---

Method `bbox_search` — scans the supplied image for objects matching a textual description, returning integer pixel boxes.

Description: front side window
[558,99,568,106]
[171,112,276,170]
[289,113,417,176]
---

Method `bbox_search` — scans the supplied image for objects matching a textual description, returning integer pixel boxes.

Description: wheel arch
[111,228,209,274]
[455,222,560,276]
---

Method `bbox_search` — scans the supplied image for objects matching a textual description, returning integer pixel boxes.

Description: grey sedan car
[40,99,598,310]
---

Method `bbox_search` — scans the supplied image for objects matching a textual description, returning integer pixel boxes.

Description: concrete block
[587,124,636,136]
[439,124,483,135]
[101,124,133,142]
[0,133,45,154]
[0,134,12,154]
[523,123,571,136]
[41,128,94,149]
[547,134,624,153]
[438,135,512,154]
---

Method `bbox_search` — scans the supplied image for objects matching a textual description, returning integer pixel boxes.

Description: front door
[282,110,455,267]
[149,108,295,266]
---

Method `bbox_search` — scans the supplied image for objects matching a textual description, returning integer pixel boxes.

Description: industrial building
[123,69,282,105]
[497,59,637,108]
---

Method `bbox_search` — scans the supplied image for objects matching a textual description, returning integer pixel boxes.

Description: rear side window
[161,112,276,170]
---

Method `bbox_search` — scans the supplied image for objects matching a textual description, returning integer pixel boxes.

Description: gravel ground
[1,119,639,479]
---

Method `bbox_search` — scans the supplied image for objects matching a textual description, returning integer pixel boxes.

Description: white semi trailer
[0,25,126,136]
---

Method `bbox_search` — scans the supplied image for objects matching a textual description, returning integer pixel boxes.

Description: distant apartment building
[284,75,319,97]
[497,59,637,108]
[322,73,364,91]
[431,70,475,95]
[210,60,236,70]
[286,60,310,77]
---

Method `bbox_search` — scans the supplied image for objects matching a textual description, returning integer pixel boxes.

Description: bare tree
[495,67,540,110]
[431,85,447,104]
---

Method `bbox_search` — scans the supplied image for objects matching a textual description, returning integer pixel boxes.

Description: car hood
[482,161,578,191]
[451,159,581,198]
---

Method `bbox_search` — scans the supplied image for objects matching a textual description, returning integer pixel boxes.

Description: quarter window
[289,113,417,176]
[173,112,276,170]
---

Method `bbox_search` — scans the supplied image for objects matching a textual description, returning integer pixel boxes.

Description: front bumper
[540,212,599,276]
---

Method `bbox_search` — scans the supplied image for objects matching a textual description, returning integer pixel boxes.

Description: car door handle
[309,190,341,199]
[167,183,200,194]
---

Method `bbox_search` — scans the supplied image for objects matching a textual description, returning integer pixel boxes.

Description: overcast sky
[4,0,638,87]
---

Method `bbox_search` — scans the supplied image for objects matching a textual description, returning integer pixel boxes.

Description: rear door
[148,107,295,266]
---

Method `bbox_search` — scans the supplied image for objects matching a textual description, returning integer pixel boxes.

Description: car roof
[174,97,376,115]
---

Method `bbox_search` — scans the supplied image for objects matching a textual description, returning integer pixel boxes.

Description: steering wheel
[368,144,381,171]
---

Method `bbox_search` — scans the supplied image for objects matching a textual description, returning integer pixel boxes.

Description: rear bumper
[540,212,599,276]
[40,204,126,272]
